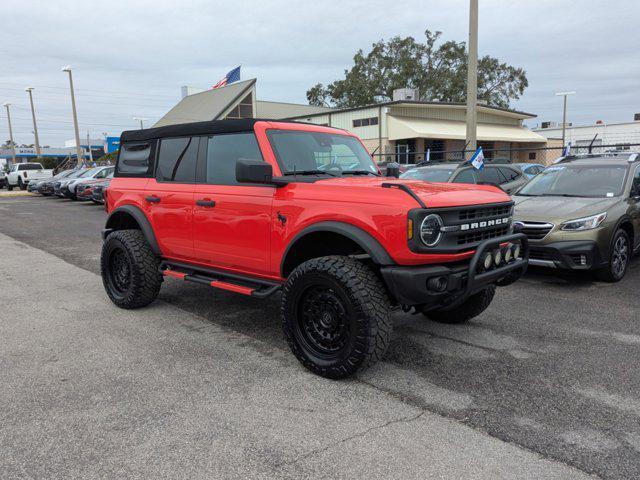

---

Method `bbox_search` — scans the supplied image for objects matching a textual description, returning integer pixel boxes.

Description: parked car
[6,162,53,191]
[101,119,528,379]
[513,153,640,282]
[77,173,113,201]
[27,178,47,193]
[0,169,6,189]
[54,168,88,197]
[400,162,529,194]
[496,162,546,179]
[38,169,76,196]
[62,166,114,200]
[90,177,111,204]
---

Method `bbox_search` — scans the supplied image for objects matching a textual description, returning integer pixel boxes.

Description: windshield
[267,130,379,176]
[518,164,628,197]
[401,168,455,182]
[66,169,87,179]
[80,167,103,178]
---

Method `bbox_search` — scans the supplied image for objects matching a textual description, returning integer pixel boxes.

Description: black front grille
[529,248,552,260]
[517,222,554,240]
[457,226,509,245]
[459,204,512,220]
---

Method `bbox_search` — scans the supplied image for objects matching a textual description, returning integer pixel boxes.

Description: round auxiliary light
[504,245,513,263]
[420,214,444,247]
[513,244,521,259]
[494,249,503,266]
[483,252,493,270]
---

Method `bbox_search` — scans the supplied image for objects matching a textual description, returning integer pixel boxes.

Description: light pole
[465,0,479,159]
[2,102,17,165]
[555,91,575,147]
[133,117,147,130]
[61,65,84,167]
[25,87,41,157]
[86,131,94,163]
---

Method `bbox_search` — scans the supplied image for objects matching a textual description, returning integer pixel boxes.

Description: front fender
[104,204,161,255]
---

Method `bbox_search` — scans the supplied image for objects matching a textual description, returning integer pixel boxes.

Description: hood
[513,195,618,222]
[315,176,510,208]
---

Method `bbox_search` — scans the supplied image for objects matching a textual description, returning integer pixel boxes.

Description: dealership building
[155,79,546,164]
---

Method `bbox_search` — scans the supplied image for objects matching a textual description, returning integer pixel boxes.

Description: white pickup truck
[5,163,53,191]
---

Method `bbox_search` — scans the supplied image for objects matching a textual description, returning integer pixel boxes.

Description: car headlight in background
[420,214,443,247]
[561,212,607,231]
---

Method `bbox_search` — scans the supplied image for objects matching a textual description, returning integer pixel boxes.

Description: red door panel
[193,184,274,277]
[145,179,195,261]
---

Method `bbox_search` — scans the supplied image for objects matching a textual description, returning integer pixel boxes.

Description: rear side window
[156,137,198,183]
[453,169,477,184]
[18,164,42,171]
[477,167,504,185]
[498,167,519,182]
[117,142,154,176]
[206,133,263,185]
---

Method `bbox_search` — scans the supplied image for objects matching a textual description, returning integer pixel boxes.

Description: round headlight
[420,214,443,247]
[513,244,521,259]
[494,249,503,266]
[504,245,513,263]
[483,252,493,270]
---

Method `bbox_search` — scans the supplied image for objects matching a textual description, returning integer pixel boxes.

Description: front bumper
[381,233,529,309]
[528,240,605,270]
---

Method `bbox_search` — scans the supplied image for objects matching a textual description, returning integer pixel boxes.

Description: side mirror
[386,162,400,178]
[236,159,274,184]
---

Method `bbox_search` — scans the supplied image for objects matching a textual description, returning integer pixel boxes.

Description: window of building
[117,142,153,175]
[528,152,537,160]
[352,117,379,128]
[206,133,264,185]
[225,92,254,119]
[156,137,198,182]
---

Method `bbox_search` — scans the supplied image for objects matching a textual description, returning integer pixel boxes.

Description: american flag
[211,66,241,89]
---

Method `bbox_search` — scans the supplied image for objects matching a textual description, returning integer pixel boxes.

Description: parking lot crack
[275,411,427,468]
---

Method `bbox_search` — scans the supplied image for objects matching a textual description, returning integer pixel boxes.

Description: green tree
[307,30,528,109]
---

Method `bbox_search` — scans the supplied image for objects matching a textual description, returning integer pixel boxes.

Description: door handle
[145,195,161,203]
[196,199,216,208]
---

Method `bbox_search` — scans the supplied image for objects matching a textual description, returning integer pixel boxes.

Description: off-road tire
[424,285,496,324]
[596,229,631,283]
[281,256,391,379]
[101,229,162,309]
[18,178,26,190]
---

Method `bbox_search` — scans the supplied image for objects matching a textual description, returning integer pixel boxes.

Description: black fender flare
[281,221,395,277]
[103,205,161,255]
[611,214,636,254]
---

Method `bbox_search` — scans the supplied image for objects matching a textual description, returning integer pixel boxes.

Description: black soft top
[120,118,302,142]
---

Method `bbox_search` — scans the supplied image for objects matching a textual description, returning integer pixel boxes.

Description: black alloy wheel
[597,229,631,282]
[297,284,351,358]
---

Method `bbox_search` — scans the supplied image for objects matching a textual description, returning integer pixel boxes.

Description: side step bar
[160,261,282,299]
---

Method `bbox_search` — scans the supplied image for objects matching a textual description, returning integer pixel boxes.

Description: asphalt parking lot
[1,195,639,479]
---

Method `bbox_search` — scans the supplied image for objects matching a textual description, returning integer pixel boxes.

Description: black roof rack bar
[381,183,427,208]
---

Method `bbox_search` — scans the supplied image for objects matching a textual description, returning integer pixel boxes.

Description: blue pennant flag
[470,146,485,170]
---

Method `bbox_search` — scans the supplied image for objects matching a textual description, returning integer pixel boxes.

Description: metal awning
[388,116,547,143]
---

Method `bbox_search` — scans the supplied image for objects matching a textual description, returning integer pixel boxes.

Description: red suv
[101,119,528,378]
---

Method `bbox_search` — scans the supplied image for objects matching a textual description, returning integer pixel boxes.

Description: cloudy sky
[2,0,639,146]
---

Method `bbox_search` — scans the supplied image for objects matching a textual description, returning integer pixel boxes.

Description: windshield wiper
[341,170,379,176]
[283,170,338,177]
[540,193,589,198]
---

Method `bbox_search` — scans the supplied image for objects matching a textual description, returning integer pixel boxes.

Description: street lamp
[555,91,576,148]
[61,65,84,167]
[133,117,148,130]
[24,87,41,157]
[465,0,479,158]
[2,102,17,165]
